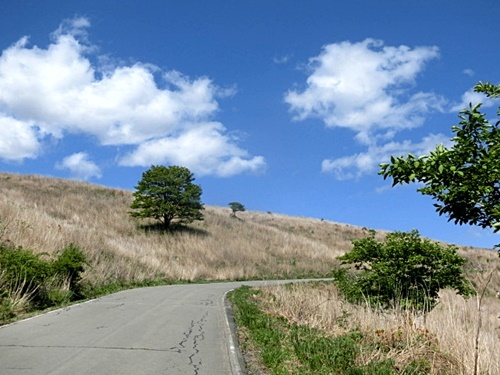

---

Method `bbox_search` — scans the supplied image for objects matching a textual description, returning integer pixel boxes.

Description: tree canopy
[228,202,245,218]
[379,82,500,249]
[129,165,204,229]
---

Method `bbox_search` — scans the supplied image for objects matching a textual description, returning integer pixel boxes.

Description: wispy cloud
[321,133,451,180]
[0,17,265,177]
[462,68,475,77]
[273,54,292,64]
[56,152,102,180]
[450,87,497,112]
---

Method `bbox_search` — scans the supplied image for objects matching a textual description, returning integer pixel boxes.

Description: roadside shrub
[0,271,36,321]
[43,275,73,306]
[51,244,87,299]
[0,243,51,306]
[0,242,87,322]
[335,230,474,312]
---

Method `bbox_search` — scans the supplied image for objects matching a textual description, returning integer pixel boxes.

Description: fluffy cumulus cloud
[285,39,443,139]
[119,122,266,176]
[56,152,102,180]
[0,18,265,177]
[0,114,40,161]
[285,39,449,179]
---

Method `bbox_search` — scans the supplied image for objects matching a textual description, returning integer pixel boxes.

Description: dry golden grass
[254,277,499,374]
[0,172,367,285]
[0,270,35,316]
[1,172,498,373]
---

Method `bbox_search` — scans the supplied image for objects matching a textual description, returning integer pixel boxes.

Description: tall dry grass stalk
[0,271,36,317]
[256,281,499,374]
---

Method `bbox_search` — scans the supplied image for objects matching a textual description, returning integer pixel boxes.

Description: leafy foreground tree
[130,165,204,229]
[334,230,473,312]
[228,201,245,219]
[380,82,500,250]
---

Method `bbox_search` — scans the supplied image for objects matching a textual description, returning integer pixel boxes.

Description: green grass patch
[228,286,397,375]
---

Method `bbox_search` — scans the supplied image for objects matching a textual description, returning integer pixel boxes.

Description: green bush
[0,244,51,302]
[43,276,73,305]
[51,244,87,299]
[0,242,87,322]
[335,230,474,312]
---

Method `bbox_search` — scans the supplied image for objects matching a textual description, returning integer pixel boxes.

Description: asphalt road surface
[0,280,300,375]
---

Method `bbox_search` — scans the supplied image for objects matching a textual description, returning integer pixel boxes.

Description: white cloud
[450,88,497,112]
[0,17,265,176]
[56,152,102,180]
[273,54,292,64]
[284,39,455,180]
[285,39,444,143]
[0,114,40,161]
[322,133,450,180]
[119,122,266,177]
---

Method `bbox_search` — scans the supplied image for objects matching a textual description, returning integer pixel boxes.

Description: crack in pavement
[170,311,209,375]
[106,303,125,310]
[0,344,177,352]
[199,296,215,307]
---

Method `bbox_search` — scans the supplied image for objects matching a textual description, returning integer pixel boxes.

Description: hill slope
[0,172,496,289]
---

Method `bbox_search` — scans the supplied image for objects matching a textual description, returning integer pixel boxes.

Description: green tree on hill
[129,165,204,229]
[228,202,245,219]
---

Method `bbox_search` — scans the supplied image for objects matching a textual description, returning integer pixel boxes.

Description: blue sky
[1,1,499,248]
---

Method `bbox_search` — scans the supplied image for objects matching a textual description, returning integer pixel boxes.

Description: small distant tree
[228,202,245,219]
[129,165,204,229]
[334,230,473,312]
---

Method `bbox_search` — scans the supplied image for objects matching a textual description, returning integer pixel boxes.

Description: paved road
[0,280,296,375]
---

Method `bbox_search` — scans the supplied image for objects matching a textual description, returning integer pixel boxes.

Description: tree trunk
[163,215,172,229]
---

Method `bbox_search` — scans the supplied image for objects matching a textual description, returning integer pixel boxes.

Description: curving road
[0,280,299,375]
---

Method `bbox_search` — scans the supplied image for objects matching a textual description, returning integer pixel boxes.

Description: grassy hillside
[1,172,497,286]
[0,172,364,285]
